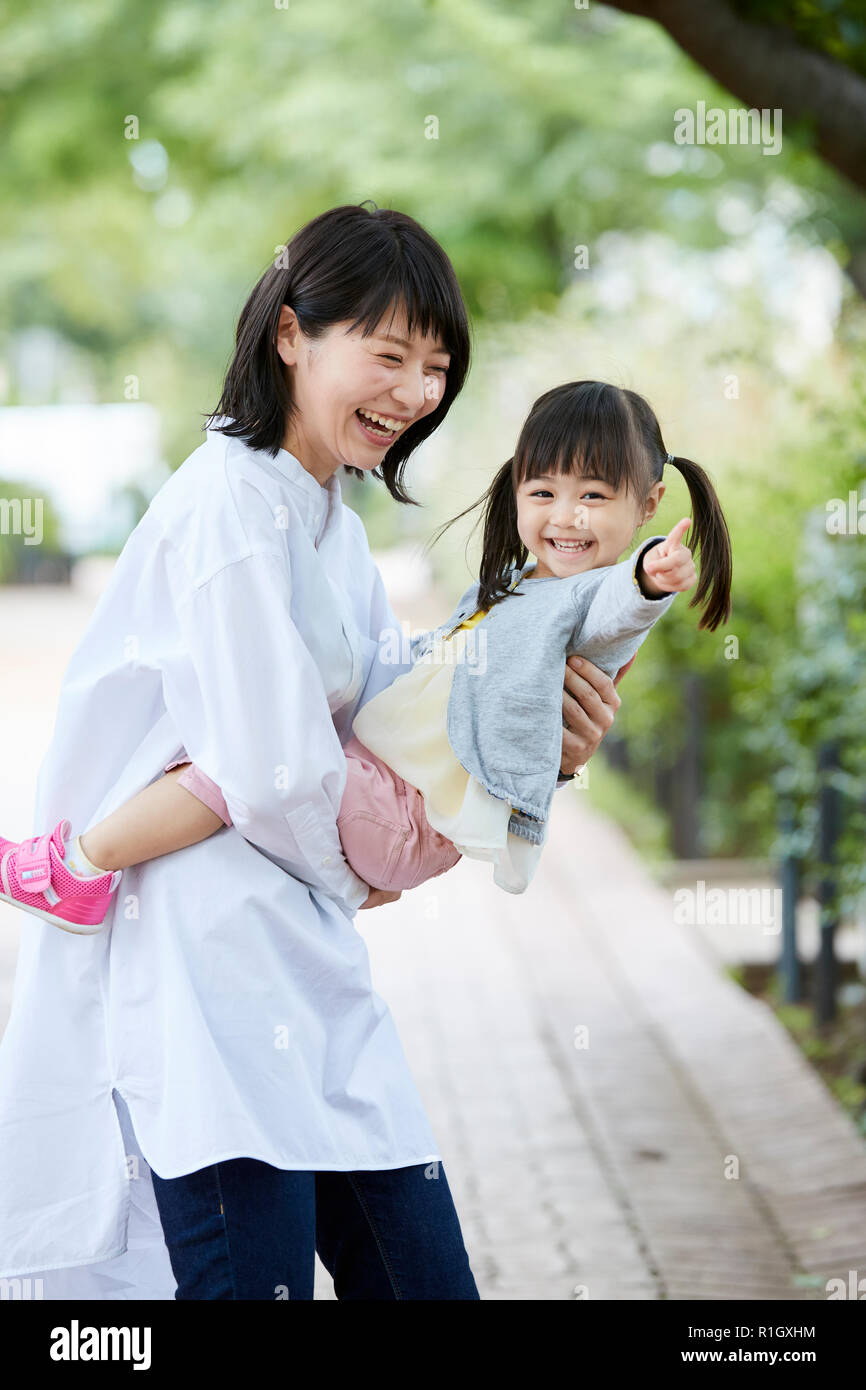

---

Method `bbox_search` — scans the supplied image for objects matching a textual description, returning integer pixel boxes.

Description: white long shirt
[0,428,441,1295]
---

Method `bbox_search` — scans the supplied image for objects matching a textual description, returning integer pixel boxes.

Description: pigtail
[423,458,527,610]
[666,454,732,632]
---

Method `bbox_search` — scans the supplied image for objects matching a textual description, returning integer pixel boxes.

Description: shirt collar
[270,444,343,548]
[212,421,343,549]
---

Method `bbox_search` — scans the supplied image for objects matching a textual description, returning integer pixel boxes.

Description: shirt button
[320,855,332,866]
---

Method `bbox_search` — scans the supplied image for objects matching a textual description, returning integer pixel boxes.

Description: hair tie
[665,452,675,465]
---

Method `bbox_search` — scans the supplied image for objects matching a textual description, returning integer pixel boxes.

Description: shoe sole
[0,888,108,936]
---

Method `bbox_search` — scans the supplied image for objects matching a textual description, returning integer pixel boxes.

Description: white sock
[66,833,109,879]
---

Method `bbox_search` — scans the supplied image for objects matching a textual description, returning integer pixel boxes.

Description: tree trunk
[606,0,866,195]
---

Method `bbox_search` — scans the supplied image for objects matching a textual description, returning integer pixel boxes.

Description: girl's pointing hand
[639,517,696,597]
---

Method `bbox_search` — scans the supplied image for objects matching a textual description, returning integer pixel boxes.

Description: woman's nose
[390,367,430,416]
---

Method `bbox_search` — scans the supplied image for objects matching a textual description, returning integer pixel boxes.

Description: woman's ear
[276,305,301,367]
[640,481,665,525]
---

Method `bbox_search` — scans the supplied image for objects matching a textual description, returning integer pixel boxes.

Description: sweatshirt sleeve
[568,535,677,677]
[160,550,371,915]
[554,546,669,788]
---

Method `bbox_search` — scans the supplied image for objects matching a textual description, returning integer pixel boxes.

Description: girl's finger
[645,546,691,574]
[663,517,691,552]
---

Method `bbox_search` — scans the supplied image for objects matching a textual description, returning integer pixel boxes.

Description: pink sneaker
[0,820,121,935]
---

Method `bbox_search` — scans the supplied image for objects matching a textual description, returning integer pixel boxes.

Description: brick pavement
[353,793,866,1300]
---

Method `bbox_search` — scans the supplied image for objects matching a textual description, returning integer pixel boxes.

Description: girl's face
[276,301,452,485]
[516,469,665,579]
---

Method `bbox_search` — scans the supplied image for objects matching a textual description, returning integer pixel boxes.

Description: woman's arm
[161,549,373,914]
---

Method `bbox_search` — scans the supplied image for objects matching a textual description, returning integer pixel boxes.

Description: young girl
[0,380,732,925]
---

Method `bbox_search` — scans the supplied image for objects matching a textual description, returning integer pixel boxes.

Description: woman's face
[277,301,452,485]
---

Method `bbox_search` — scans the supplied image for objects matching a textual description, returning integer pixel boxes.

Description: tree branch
[606,0,866,193]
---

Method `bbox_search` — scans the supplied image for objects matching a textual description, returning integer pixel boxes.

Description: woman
[0,204,622,1300]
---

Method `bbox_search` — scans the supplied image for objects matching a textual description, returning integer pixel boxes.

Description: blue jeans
[150,1157,480,1300]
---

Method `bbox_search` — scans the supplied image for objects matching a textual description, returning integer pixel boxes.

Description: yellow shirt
[453,608,488,632]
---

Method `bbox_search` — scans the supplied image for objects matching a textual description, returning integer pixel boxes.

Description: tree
[606,0,866,292]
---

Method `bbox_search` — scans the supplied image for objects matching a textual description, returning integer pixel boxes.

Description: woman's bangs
[348,255,465,360]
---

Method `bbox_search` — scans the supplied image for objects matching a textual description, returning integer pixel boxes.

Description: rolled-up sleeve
[160,549,371,914]
[569,536,676,676]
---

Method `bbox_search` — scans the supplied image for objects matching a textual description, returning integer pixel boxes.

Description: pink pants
[165,736,461,893]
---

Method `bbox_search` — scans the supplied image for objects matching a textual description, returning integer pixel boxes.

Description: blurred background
[2,0,866,1299]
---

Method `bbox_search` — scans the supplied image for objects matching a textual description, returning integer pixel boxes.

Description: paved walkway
[359,798,866,1299]
[2,581,865,1300]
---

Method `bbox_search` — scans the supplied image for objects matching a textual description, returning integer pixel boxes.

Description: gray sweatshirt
[409,535,676,846]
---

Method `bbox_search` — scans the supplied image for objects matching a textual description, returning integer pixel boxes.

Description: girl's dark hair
[205,202,472,505]
[426,380,732,631]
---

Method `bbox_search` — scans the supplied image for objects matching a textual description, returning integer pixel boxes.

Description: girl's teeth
[549,539,590,552]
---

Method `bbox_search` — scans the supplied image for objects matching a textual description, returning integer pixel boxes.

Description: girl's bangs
[515,385,645,496]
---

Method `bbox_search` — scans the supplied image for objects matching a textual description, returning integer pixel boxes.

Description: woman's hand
[560,655,622,775]
[358,885,403,910]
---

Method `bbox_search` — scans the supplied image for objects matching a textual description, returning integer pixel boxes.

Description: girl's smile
[544,537,595,557]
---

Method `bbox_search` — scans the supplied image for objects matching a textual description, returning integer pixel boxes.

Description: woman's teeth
[356,407,408,439]
[548,539,592,553]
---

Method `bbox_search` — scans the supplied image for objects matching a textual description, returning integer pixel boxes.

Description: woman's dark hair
[426,380,732,631]
[205,202,472,505]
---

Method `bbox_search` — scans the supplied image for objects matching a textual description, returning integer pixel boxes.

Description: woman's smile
[354,406,412,447]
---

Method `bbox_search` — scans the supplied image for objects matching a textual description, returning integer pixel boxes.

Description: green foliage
[583,756,672,861]
[631,347,866,874]
[759,434,866,917]
[1,0,863,462]
[732,0,866,76]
